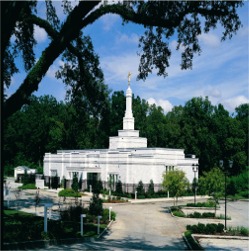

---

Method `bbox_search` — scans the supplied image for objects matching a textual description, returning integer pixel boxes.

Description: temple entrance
[87,173,101,192]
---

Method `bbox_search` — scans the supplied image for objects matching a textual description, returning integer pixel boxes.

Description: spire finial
[128,72,132,86]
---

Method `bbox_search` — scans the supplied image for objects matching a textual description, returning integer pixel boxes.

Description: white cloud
[204,86,221,99]
[223,95,249,112]
[101,53,140,84]
[116,33,139,44]
[199,33,220,48]
[101,14,120,31]
[147,97,173,113]
[34,25,47,43]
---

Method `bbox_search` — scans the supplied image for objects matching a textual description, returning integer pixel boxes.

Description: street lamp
[80,214,86,236]
[219,159,233,231]
[97,215,102,235]
[192,164,199,205]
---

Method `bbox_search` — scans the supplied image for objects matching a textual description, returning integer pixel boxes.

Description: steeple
[123,72,134,130]
[108,73,147,149]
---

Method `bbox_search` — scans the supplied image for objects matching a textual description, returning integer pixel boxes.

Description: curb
[97,220,114,238]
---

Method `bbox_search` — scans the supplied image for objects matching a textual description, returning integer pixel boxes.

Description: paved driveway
[101,203,186,250]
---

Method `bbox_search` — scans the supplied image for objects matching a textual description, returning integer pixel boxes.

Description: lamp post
[192,164,199,205]
[80,214,86,236]
[219,159,233,231]
[97,215,102,235]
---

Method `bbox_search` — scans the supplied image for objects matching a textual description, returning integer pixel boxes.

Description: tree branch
[3,1,100,119]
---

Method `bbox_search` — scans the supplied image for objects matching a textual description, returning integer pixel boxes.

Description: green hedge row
[187,223,224,234]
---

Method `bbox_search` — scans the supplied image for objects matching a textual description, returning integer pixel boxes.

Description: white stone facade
[43,81,198,192]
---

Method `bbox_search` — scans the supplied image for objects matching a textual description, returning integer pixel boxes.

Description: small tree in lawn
[136,180,145,198]
[89,193,103,216]
[71,173,79,192]
[162,170,189,206]
[147,179,155,198]
[116,180,123,196]
[199,167,225,215]
[71,173,79,204]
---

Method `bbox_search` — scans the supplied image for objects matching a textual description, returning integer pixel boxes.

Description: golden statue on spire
[128,72,132,86]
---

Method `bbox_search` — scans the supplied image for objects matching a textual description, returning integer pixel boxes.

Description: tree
[71,173,79,192]
[198,167,225,215]
[3,0,243,119]
[116,180,123,196]
[89,194,103,216]
[136,180,145,198]
[147,179,155,198]
[162,170,189,205]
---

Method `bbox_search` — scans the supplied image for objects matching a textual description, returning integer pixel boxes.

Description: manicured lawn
[3,209,106,244]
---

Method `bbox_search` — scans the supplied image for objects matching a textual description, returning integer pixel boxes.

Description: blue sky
[6,1,249,113]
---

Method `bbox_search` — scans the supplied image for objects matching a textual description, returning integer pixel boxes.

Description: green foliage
[60,205,88,222]
[186,201,216,208]
[18,183,36,190]
[3,208,108,245]
[136,180,145,198]
[71,173,79,192]
[227,169,249,198]
[89,194,103,216]
[171,208,185,217]
[199,167,224,200]
[147,179,155,198]
[115,180,123,196]
[162,170,189,205]
[186,223,224,235]
[187,212,215,219]
[184,230,204,250]
[102,208,116,221]
[227,226,249,236]
[58,188,81,198]
[92,180,103,194]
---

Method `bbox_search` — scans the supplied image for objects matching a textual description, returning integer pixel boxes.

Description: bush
[58,188,81,198]
[186,201,216,207]
[187,212,215,218]
[136,180,145,197]
[186,223,224,234]
[115,180,123,196]
[18,183,36,189]
[102,208,116,222]
[89,194,103,216]
[184,231,204,250]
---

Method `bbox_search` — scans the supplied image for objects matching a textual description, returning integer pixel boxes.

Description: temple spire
[128,72,131,87]
[123,72,134,130]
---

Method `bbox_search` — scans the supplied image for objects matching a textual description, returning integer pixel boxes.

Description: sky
[6,1,249,114]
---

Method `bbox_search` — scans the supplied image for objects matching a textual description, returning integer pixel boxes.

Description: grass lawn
[3,209,106,244]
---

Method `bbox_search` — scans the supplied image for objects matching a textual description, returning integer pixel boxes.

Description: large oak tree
[2,0,243,119]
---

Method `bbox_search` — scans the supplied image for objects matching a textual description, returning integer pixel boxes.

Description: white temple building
[43,76,198,192]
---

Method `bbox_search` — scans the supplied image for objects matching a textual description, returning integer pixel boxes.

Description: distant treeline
[3,93,248,177]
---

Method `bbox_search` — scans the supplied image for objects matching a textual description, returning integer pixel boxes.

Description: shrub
[58,188,81,198]
[173,210,185,217]
[205,223,217,234]
[186,223,224,234]
[147,179,155,197]
[186,201,216,207]
[240,227,249,236]
[202,212,215,218]
[89,194,103,216]
[136,180,145,197]
[184,231,204,250]
[217,223,224,233]
[115,180,123,196]
[18,183,36,189]
[60,205,88,222]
